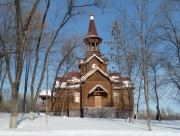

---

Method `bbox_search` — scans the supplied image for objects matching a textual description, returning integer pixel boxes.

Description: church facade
[40,14,134,118]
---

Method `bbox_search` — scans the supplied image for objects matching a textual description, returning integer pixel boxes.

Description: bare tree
[50,37,80,113]
[160,0,180,103]
[107,19,138,122]
[61,52,78,117]
[110,0,167,130]
[0,0,40,128]
[149,55,164,121]
[22,5,45,116]
[136,0,151,130]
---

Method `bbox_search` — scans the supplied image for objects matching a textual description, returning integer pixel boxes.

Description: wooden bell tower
[83,14,103,57]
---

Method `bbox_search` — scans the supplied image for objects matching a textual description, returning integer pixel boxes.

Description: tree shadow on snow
[91,118,148,131]
[33,116,41,120]
[17,116,29,125]
[137,120,180,131]
[151,124,180,131]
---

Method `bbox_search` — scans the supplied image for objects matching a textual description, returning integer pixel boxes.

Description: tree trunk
[29,111,34,121]
[144,77,151,131]
[136,76,142,122]
[22,55,30,115]
[142,57,152,131]
[121,89,126,121]
[141,28,151,130]
[29,99,35,121]
[0,69,6,117]
[22,87,27,115]
[135,90,140,123]
[61,91,67,117]
[46,60,49,124]
[61,103,64,117]
[129,90,134,123]
[156,107,162,121]
[67,90,70,117]
[9,89,19,128]
[154,70,161,121]
[0,88,2,118]
[22,75,28,115]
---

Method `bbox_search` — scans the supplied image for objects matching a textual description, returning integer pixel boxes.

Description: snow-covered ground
[0,113,180,136]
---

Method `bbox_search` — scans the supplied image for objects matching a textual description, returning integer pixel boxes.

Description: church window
[74,92,80,103]
[114,91,119,103]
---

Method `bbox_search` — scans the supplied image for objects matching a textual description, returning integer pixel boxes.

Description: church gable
[86,54,104,63]
[88,56,102,70]
[81,66,110,82]
[87,70,110,83]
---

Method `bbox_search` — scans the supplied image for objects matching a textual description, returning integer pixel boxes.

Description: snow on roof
[110,78,121,83]
[122,80,133,88]
[55,81,60,88]
[80,66,120,83]
[55,81,67,88]
[70,77,80,83]
[60,82,67,88]
[55,67,121,87]
[55,81,67,89]
[113,87,121,90]
[79,59,85,64]
[88,84,109,94]
[113,80,134,89]
[85,54,104,63]
[111,76,119,79]
[55,80,80,89]
[67,84,80,89]
[81,66,108,82]
[39,90,51,96]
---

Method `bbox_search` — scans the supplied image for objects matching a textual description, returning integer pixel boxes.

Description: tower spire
[88,13,98,36]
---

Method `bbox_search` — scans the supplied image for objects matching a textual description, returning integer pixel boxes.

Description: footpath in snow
[0,113,180,136]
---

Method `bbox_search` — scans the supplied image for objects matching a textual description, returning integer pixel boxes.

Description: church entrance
[95,96,101,107]
[88,84,109,108]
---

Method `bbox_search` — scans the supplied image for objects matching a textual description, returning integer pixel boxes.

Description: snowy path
[0,113,180,136]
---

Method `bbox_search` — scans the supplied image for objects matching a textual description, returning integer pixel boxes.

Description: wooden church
[39,14,134,118]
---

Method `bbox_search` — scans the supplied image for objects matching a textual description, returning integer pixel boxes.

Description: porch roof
[88,84,109,94]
